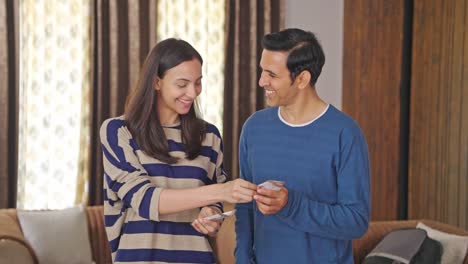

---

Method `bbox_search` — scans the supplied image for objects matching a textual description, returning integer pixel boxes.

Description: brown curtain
[87,0,159,205]
[223,0,284,179]
[0,0,18,209]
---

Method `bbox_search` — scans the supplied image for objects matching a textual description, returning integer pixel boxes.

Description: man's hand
[191,206,223,237]
[254,186,288,215]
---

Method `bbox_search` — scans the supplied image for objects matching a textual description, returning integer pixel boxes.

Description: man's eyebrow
[264,69,277,76]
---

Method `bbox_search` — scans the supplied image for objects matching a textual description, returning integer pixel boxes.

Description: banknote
[203,209,236,221]
[258,180,285,191]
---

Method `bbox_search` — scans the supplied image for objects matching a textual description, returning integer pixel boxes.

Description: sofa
[1,204,467,264]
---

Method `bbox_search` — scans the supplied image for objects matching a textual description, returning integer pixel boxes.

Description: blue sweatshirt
[235,105,370,264]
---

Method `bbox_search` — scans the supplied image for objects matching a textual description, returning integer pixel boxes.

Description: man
[235,28,370,264]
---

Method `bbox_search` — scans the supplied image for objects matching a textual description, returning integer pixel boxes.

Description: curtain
[85,0,159,206]
[0,0,18,209]
[157,0,226,132]
[17,0,92,210]
[223,0,284,179]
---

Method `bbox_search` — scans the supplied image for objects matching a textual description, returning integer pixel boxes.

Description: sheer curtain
[17,0,92,209]
[157,0,226,131]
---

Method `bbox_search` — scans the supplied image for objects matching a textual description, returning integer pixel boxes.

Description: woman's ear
[154,77,161,91]
[296,70,312,90]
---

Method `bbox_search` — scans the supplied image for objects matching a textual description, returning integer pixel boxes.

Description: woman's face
[155,58,202,123]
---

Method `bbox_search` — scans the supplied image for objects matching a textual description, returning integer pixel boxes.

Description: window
[157,0,225,131]
[17,0,91,209]
[17,0,225,209]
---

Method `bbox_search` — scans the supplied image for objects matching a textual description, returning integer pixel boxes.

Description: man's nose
[259,74,267,87]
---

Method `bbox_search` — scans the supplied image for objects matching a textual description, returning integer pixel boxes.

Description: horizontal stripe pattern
[100,116,226,263]
[123,220,203,236]
[115,248,215,263]
[117,233,212,251]
[141,164,213,185]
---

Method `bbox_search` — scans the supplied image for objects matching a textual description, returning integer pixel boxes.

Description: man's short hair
[262,28,325,85]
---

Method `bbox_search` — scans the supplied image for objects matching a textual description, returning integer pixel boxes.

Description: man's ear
[296,71,312,90]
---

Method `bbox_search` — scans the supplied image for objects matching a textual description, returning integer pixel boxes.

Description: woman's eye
[177,84,187,88]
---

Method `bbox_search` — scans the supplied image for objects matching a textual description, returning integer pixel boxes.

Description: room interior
[0,0,467,263]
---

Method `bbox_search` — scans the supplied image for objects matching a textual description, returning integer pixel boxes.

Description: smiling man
[235,28,371,264]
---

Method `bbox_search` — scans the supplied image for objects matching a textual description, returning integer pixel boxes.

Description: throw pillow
[17,205,94,264]
[417,222,468,264]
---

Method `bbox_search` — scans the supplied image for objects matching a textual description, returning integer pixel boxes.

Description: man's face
[258,49,298,107]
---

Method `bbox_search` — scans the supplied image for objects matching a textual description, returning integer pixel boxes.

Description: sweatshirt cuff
[277,189,296,219]
[149,187,163,221]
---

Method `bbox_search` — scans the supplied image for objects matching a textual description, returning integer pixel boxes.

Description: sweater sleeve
[208,125,227,212]
[276,126,371,240]
[100,118,163,221]
[234,124,256,264]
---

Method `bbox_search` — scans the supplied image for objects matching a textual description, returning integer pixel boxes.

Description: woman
[100,38,257,263]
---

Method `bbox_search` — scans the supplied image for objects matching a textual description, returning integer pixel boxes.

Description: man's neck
[279,87,328,125]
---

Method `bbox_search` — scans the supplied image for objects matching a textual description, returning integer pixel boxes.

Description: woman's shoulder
[203,121,222,139]
[100,115,128,137]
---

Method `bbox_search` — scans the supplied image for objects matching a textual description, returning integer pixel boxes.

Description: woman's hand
[222,179,257,203]
[191,206,223,237]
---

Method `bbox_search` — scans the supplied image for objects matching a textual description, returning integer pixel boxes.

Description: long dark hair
[124,38,206,164]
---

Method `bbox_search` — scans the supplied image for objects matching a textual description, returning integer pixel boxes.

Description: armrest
[0,209,38,264]
[0,238,36,264]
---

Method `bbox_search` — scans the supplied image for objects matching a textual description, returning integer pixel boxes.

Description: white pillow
[417,222,468,264]
[17,205,94,264]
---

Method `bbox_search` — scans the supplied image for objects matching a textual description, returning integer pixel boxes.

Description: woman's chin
[177,108,191,115]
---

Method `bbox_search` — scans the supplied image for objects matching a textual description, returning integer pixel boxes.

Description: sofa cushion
[17,205,94,264]
[417,222,468,264]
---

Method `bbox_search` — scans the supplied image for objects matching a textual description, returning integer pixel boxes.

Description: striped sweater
[100,116,227,264]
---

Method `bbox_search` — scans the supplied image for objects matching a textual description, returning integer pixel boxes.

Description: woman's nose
[186,84,198,98]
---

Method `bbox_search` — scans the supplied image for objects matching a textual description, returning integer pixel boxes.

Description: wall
[342,0,408,221]
[408,0,468,230]
[285,0,343,109]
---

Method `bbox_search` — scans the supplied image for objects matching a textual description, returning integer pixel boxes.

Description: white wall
[285,0,343,109]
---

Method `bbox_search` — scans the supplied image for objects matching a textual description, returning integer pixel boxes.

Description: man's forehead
[260,50,289,69]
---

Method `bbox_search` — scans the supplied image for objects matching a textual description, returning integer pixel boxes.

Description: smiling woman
[155,59,203,125]
[100,38,257,263]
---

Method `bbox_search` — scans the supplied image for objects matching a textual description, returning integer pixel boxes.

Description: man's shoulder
[244,107,277,127]
[326,105,362,132]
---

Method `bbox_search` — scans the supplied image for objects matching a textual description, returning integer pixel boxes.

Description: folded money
[203,209,236,221]
[258,180,285,191]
